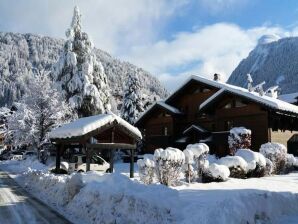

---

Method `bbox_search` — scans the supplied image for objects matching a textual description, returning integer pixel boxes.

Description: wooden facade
[136,75,298,156]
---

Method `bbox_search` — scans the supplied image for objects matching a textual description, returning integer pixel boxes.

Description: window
[202,88,211,93]
[224,121,233,130]
[224,102,232,109]
[163,127,168,136]
[235,100,247,108]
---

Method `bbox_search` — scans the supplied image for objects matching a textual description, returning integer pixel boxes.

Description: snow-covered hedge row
[202,163,230,183]
[235,149,266,177]
[260,142,287,174]
[137,154,155,184]
[154,147,185,186]
[217,156,247,178]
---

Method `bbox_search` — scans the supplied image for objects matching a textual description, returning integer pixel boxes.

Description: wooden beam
[85,144,91,172]
[55,144,63,173]
[86,143,136,150]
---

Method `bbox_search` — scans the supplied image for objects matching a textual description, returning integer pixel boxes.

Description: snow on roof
[278,92,298,104]
[191,75,298,114]
[156,101,182,114]
[135,101,181,125]
[49,113,142,139]
[183,124,207,134]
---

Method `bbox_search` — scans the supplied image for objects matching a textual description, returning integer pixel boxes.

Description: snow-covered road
[0,171,71,224]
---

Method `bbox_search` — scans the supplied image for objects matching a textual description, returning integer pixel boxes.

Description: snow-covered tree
[6,73,73,149]
[228,127,251,155]
[121,73,144,124]
[52,6,111,117]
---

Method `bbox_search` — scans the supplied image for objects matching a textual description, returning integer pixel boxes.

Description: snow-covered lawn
[1,158,298,224]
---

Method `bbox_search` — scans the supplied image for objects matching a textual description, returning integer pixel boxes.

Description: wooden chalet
[49,113,142,177]
[136,74,298,157]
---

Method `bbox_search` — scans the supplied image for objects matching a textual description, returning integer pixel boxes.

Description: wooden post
[86,145,91,172]
[130,148,134,178]
[55,144,62,174]
[109,128,115,173]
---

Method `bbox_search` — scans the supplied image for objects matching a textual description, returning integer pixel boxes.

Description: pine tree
[121,73,144,124]
[6,72,73,149]
[52,6,111,117]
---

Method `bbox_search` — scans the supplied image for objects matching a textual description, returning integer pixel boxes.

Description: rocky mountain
[228,35,298,94]
[0,32,168,112]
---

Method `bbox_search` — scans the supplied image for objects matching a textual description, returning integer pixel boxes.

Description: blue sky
[0,0,298,91]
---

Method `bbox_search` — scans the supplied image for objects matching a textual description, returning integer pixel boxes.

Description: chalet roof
[49,113,142,140]
[165,75,298,115]
[135,101,182,125]
[183,124,207,134]
[199,85,298,115]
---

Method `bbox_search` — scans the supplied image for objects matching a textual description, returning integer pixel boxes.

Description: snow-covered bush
[235,149,266,177]
[154,147,185,186]
[185,143,209,178]
[228,127,251,155]
[259,143,287,174]
[217,156,248,178]
[183,149,196,183]
[264,158,274,176]
[285,154,296,173]
[202,163,230,183]
[137,154,155,184]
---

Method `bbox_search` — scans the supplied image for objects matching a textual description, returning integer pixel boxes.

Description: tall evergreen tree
[52,6,111,117]
[121,73,144,124]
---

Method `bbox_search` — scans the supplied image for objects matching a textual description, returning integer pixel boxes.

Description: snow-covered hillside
[228,36,298,94]
[0,32,168,111]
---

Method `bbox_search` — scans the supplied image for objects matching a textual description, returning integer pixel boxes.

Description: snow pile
[217,156,248,178]
[154,147,185,186]
[67,173,179,224]
[235,149,266,177]
[137,154,155,184]
[228,127,251,155]
[260,142,287,174]
[202,163,230,182]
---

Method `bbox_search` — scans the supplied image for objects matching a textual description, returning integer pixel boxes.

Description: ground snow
[2,158,298,224]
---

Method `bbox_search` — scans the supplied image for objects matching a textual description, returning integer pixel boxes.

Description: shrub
[154,147,185,186]
[228,127,251,155]
[235,149,266,177]
[137,154,155,184]
[259,142,287,174]
[185,143,209,178]
[183,148,196,183]
[284,154,296,174]
[202,163,230,183]
[264,158,273,176]
[217,156,248,178]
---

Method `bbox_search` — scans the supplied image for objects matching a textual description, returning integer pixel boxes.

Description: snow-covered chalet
[135,74,298,156]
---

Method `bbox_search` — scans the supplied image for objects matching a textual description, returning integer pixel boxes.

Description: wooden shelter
[49,113,142,178]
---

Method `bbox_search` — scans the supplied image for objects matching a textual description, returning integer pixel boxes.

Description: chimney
[213,73,221,81]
